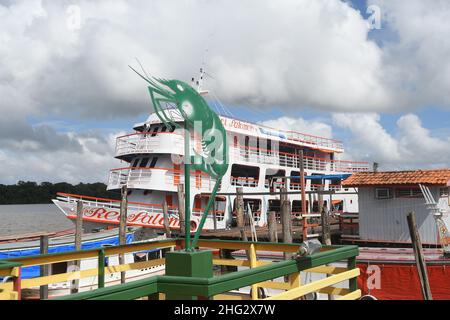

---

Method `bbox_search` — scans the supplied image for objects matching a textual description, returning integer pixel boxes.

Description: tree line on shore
[0,181,121,205]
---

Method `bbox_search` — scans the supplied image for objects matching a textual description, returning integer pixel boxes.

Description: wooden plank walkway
[200,220,341,242]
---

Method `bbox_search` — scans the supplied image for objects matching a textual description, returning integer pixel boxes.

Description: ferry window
[311,174,323,187]
[244,199,262,222]
[290,172,305,190]
[50,262,68,275]
[244,136,250,158]
[161,126,167,133]
[395,188,423,198]
[151,126,159,137]
[330,179,341,186]
[131,158,139,168]
[312,201,319,213]
[268,200,281,213]
[230,164,260,187]
[233,136,238,148]
[440,188,449,197]
[148,251,159,260]
[149,157,158,168]
[169,125,176,133]
[375,188,392,200]
[140,157,150,168]
[292,200,309,214]
[265,169,285,189]
[134,252,147,263]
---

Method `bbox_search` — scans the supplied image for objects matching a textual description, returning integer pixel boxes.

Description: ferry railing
[230,177,259,188]
[57,193,168,214]
[231,147,369,173]
[115,132,184,157]
[286,131,344,151]
[0,239,360,300]
[108,167,218,192]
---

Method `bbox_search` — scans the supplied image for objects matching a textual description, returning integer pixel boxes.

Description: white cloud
[0,0,392,122]
[260,116,333,139]
[332,113,450,169]
[1,0,450,183]
[369,0,450,110]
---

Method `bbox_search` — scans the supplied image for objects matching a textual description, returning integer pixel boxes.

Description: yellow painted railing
[0,239,360,300]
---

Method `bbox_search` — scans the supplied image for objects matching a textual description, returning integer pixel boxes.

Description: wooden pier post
[163,201,172,238]
[268,211,278,243]
[39,235,49,300]
[319,185,331,246]
[212,202,218,232]
[119,185,128,284]
[298,150,308,241]
[236,187,248,242]
[75,201,83,250]
[281,187,293,259]
[177,184,186,238]
[71,201,83,294]
[407,212,433,300]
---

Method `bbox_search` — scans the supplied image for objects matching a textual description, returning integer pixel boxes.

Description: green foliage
[0,181,120,205]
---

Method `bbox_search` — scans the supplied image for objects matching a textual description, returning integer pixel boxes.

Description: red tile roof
[342,169,450,187]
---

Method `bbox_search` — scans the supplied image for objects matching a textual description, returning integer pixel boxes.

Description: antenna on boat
[135,57,152,81]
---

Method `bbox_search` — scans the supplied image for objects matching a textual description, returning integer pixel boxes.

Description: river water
[0,204,74,237]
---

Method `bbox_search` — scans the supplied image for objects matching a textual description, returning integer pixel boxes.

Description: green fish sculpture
[130,66,229,248]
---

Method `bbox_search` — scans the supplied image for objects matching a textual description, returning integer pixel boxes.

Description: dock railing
[0,239,360,300]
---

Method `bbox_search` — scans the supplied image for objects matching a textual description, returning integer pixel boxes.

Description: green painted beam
[2,239,178,266]
[158,245,359,297]
[0,261,23,269]
[40,243,359,300]
[54,276,159,300]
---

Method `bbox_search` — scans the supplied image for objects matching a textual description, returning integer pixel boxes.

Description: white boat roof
[134,111,344,153]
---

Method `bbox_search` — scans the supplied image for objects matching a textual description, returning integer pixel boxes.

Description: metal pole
[177,184,186,238]
[119,185,128,284]
[407,212,433,300]
[163,200,171,238]
[298,150,308,240]
[72,201,83,294]
[184,125,191,251]
[192,179,222,248]
[281,187,292,260]
[39,235,49,300]
[236,187,248,242]
[268,211,278,242]
[98,249,105,289]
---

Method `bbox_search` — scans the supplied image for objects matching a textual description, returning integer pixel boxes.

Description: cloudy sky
[1,0,450,184]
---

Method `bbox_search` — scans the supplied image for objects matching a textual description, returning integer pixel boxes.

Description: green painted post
[98,249,105,289]
[348,257,357,292]
[191,178,222,248]
[184,125,191,251]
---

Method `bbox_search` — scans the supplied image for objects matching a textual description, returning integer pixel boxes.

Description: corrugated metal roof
[342,169,450,187]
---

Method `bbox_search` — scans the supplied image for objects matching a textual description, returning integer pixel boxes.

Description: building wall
[358,187,443,244]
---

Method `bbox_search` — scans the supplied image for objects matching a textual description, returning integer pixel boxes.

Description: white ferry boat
[53,98,369,235]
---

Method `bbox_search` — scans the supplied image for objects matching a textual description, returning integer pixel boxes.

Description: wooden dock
[199,219,342,242]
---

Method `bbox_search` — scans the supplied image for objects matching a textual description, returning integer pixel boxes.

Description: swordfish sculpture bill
[130,65,229,249]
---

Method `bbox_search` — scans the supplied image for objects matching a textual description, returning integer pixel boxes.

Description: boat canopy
[299,174,352,180]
